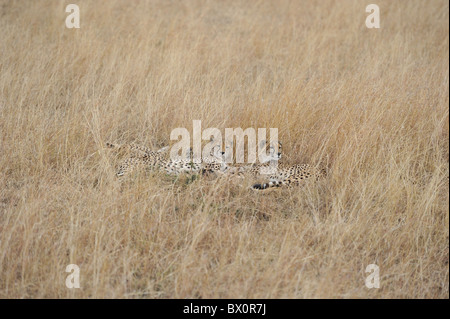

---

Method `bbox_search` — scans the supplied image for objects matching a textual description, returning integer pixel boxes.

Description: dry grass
[0,0,448,298]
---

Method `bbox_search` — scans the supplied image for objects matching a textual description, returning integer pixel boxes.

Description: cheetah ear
[259,139,267,149]
[209,136,220,148]
[211,144,222,157]
[269,145,276,156]
[272,140,282,152]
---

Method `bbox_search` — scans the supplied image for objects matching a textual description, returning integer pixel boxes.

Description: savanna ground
[0,0,448,298]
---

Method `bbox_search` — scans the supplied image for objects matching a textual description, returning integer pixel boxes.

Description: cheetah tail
[252,180,284,190]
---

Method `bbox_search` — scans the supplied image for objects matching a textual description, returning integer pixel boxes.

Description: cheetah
[113,143,228,178]
[106,140,325,190]
[251,163,326,190]
[221,140,326,190]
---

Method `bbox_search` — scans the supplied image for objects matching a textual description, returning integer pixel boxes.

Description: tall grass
[0,0,448,298]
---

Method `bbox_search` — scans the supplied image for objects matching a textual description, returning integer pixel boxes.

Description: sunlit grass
[0,0,448,298]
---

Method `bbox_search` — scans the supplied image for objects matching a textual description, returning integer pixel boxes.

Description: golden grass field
[0,0,448,298]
